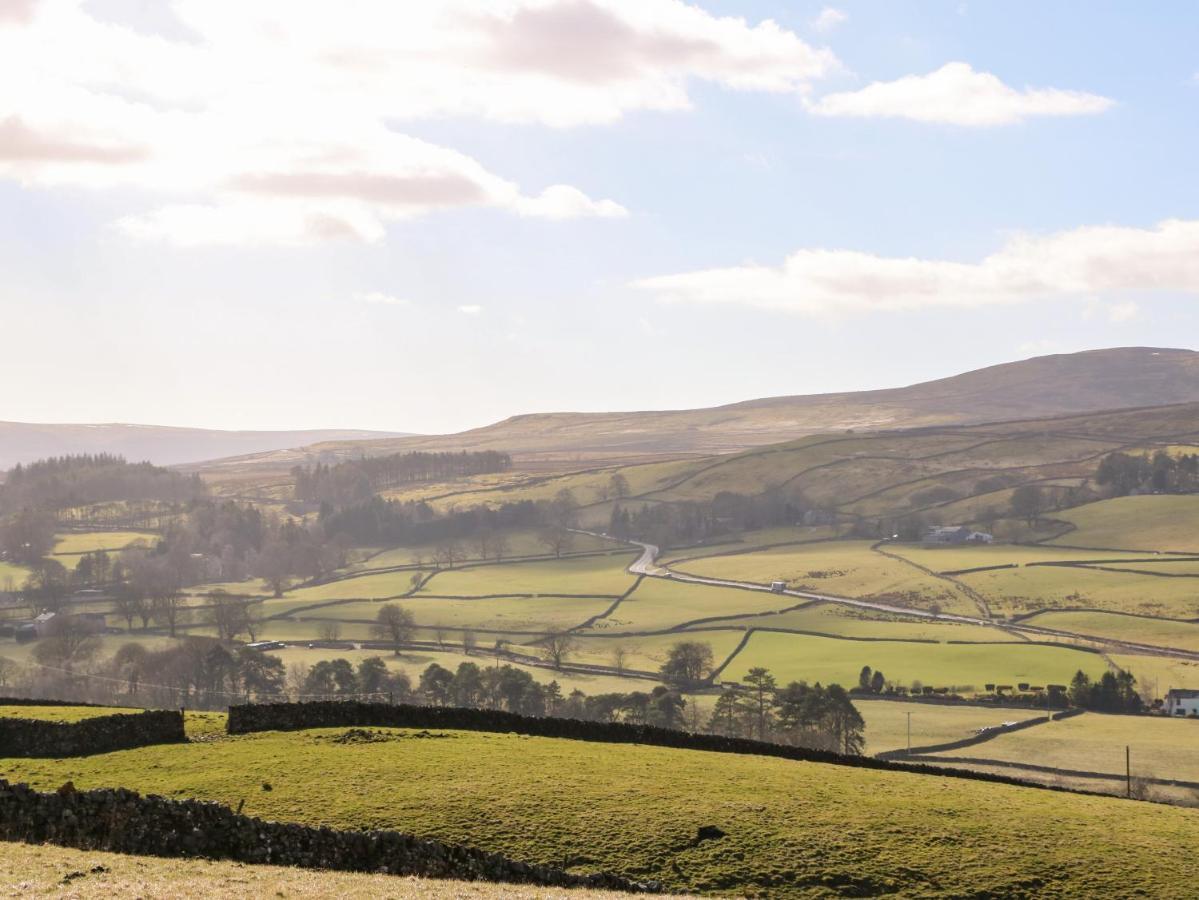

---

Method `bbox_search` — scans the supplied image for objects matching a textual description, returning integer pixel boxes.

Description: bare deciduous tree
[372,603,416,656]
[539,629,577,670]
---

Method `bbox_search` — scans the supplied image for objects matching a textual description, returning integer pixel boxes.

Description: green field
[686,601,1014,643]
[958,563,1199,619]
[52,531,155,556]
[0,561,31,591]
[932,712,1199,783]
[275,570,428,604]
[299,595,613,634]
[1021,610,1199,652]
[357,530,621,569]
[0,704,141,722]
[568,631,747,676]
[583,579,785,633]
[0,841,641,900]
[719,630,1107,691]
[2,726,1198,897]
[420,555,638,598]
[671,541,979,615]
[887,543,1147,572]
[1049,495,1199,553]
[855,699,1043,755]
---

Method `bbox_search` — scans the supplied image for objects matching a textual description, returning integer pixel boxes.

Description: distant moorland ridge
[189,346,1199,472]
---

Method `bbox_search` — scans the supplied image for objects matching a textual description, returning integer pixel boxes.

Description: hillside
[3,723,1198,897]
[189,347,1199,473]
[0,423,411,470]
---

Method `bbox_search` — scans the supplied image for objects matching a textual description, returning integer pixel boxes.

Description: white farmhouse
[1164,689,1199,717]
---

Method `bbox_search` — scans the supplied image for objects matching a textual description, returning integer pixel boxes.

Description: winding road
[612,535,1199,663]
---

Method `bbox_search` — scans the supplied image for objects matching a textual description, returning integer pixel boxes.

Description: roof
[33,611,57,623]
[1166,688,1199,698]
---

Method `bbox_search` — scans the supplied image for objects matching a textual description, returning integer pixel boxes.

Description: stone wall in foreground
[0,779,653,892]
[0,710,185,758]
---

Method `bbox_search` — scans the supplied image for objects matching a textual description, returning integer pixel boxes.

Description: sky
[2,0,1198,434]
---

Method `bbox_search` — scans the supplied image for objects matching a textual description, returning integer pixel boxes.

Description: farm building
[1164,689,1199,717]
[923,526,993,546]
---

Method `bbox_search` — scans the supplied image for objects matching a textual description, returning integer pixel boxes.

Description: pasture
[583,578,787,633]
[718,630,1107,690]
[931,711,1199,784]
[957,563,1199,619]
[1020,610,1199,652]
[855,699,1043,755]
[52,531,155,556]
[2,726,1197,897]
[688,601,1013,643]
[670,541,979,615]
[1048,495,1199,553]
[419,554,638,598]
[297,595,615,634]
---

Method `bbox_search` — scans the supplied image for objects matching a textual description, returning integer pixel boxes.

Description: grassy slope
[0,842,655,899]
[720,630,1106,691]
[855,699,1042,755]
[420,555,638,598]
[1049,495,1199,552]
[582,579,787,633]
[1020,611,1199,652]
[684,602,1012,643]
[886,543,1148,571]
[671,541,979,615]
[52,532,154,556]
[957,564,1199,619]
[932,712,1199,782]
[2,726,1198,897]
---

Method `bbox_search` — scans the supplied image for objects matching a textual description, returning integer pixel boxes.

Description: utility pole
[907,711,912,756]
[1126,745,1131,798]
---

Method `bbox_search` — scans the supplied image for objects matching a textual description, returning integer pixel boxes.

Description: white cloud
[634,218,1199,315]
[357,291,410,307]
[811,8,848,33]
[1107,301,1140,323]
[458,304,484,315]
[809,62,1114,126]
[2,0,832,245]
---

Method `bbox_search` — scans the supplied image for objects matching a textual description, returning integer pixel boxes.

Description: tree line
[608,489,817,549]
[292,450,512,506]
[0,454,204,516]
[1097,450,1199,497]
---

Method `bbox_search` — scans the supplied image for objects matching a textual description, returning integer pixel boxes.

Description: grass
[52,531,155,556]
[1020,610,1199,652]
[931,711,1199,782]
[568,631,748,676]
[273,570,429,604]
[0,841,653,899]
[2,726,1198,896]
[719,630,1107,691]
[684,601,1013,643]
[1049,495,1199,553]
[420,555,638,598]
[294,595,615,634]
[886,543,1147,572]
[671,541,979,615]
[0,704,141,722]
[0,562,31,592]
[957,564,1199,619]
[659,527,842,565]
[583,579,786,633]
[855,699,1043,755]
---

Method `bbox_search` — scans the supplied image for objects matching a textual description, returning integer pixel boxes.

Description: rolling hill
[188,347,1199,473]
[0,423,411,470]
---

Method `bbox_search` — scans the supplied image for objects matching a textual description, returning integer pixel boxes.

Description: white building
[1164,689,1199,717]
